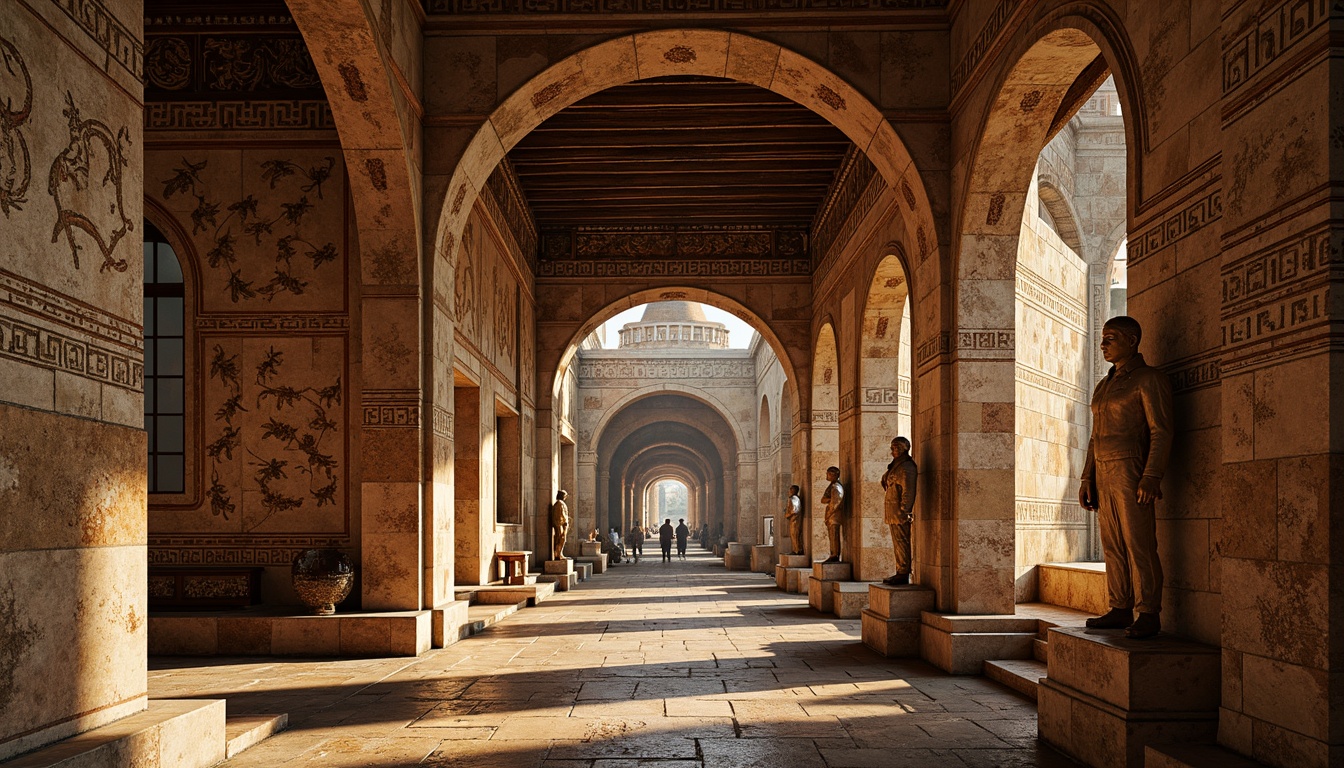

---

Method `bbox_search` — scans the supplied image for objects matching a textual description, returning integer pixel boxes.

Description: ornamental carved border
[538,259,812,278]
[949,0,1015,95]
[1222,0,1330,96]
[542,225,807,263]
[1129,187,1223,266]
[424,0,947,13]
[50,0,144,83]
[577,359,755,380]
[145,101,335,131]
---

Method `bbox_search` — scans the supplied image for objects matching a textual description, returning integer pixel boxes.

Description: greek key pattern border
[538,259,812,278]
[196,315,349,332]
[1129,187,1223,266]
[145,101,335,131]
[49,0,143,82]
[362,391,422,429]
[0,311,143,392]
[1222,0,1330,95]
[0,269,140,350]
[949,0,1015,95]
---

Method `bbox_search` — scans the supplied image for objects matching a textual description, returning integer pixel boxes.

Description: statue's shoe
[822,556,840,563]
[882,574,909,586]
[1125,612,1161,639]
[1084,608,1132,629]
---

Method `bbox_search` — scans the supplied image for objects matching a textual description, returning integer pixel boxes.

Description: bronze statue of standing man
[784,485,804,556]
[821,466,845,563]
[881,437,917,586]
[550,490,570,561]
[1079,316,1173,640]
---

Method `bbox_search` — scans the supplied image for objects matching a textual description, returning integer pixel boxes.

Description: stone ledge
[2,700,225,768]
[832,581,875,618]
[1143,743,1265,768]
[225,714,287,760]
[1039,561,1108,615]
[455,581,556,606]
[149,610,433,657]
[784,567,811,593]
[984,658,1046,701]
[919,615,1036,675]
[919,611,1039,634]
[869,583,935,619]
[431,600,470,648]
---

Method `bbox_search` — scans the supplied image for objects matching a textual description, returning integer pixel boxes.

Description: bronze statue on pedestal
[550,490,570,561]
[784,484,804,555]
[1079,316,1173,640]
[821,466,845,563]
[882,437,917,586]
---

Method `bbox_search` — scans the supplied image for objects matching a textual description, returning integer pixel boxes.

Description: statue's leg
[1096,461,1135,610]
[828,524,841,559]
[1114,458,1163,614]
[892,521,911,575]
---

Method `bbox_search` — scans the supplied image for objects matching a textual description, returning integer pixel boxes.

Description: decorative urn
[291,548,354,615]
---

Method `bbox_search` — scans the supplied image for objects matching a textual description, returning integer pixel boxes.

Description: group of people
[605,519,691,563]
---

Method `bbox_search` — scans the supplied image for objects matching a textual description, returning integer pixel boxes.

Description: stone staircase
[451,580,557,641]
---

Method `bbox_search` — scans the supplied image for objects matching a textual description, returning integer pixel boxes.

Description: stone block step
[225,714,288,759]
[984,659,1047,702]
[778,553,809,568]
[1038,562,1108,615]
[463,600,527,636]
[1046,627,1220,713]
[751,544,776,573]
[860,609,920,657]
[812,561,852,581]
[574,561,593,581]
[920,612,1039,634]
[577,555,608,574]
[455,581,556,606]
[1143,743,1266,768]
[784,567,811,593]
[2,700,225,768]
[537,572,578,591]
[432,600,470,648]
[1034,638,1048,663]
[149,609,432,657]
[869,583,935,619]
[832,581,875,618]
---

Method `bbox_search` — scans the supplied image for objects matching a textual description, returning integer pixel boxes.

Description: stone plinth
[751,545,776,573]
[918,613,1037,674]
[832,582,873,618]
[785,568,811,593]
[539,572,578,591]
[580,542,603,557]
[774,564,787,590]
[149,610,433,657]
[577,555,607,574]
[725,542,750,571]
[861,584,935,658]
[543,559,574,575]
[1038,628,1220,768]
[778,554,809,568]
[807,561,853,613]
[574,562,592,581]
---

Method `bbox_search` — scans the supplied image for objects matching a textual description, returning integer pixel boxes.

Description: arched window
[144,220,185,494]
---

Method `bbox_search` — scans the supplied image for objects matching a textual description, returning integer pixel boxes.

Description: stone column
[734,455,758,545]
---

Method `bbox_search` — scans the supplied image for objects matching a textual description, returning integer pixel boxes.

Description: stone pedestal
[861,584,935,657]
[577,555,607,574]
[778,554,809,568]
[785,568,811,593]
[1038,627,1220,768]
[774,564,788,590]
[574,562,592,581]
[807,561,852,613]
[724,542,750,571]
[919,613,1038,674]
[539,572,578,591]
[579,542,603,557]
[751,545,775,573]
[831,582,873,618]
[543,559,574,575]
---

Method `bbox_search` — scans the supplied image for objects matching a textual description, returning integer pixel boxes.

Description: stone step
[431,600,470,648]
[1038,562,1108,615]
[784,567,811,593]
[463,600,527,636]
[983,659,1047,701]
[1143,743,1266,768]
[576,554,608,574]
[224,713,288,759]
[1,700,225,768]
[574,561,593,581]
[1033,637,1048,662]
[832,581,876,619]
[454,581,555,606]
[536,572,578,591]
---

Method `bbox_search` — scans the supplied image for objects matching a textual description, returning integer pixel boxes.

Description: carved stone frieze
[424,0,946,13]
[542,225,807,263]
[1129,187,1222,266]
[577,359,754,381]
[145,33,324,101]
[145,100,335,131]
[811,146,881,267]
[51,0,144,82]
[539,259,811,278]
[1222,0,1330,96]
[482,160,537,271]
[949,0,1015,95]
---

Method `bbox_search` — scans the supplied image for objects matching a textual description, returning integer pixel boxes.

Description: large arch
[588,383,749,460]
[431,29,941,303]
[950,15,1142,614]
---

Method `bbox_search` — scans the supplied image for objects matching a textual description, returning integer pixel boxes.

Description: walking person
[659,519,674,563]
[675,519,690,560]
[628,525,644,563]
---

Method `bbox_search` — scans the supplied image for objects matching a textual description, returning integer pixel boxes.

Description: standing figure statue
[881,437,917,585]
[1079,316,1173,640]
[821,466,845,563]
[784,485,805,556]
[549,490,570,561]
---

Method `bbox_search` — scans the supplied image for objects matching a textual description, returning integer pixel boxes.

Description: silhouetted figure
[675,519,690,559]
[659,519,674,563]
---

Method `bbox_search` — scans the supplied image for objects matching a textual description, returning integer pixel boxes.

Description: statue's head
[789,484,800,496]
[826,466,840,481]
[556,490,568,500]
[891,436,910,457]
[1101,316,1142,364]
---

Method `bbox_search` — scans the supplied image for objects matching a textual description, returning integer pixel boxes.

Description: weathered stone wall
[1013,173,1092,600]
[0,0,147,758]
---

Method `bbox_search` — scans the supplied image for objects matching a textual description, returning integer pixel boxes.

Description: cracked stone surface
[148,548,1077,766]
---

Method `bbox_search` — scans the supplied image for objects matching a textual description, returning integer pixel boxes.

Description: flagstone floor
[148,547,1076,767]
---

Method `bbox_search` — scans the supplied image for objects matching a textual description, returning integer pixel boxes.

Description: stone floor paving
[149,548,1078,767]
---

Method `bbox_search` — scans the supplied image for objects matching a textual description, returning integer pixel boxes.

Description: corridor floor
[148,548,1076,767]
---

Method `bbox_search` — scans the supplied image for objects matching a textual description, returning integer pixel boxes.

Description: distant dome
[619,302,729,350]
[639,301,708,324]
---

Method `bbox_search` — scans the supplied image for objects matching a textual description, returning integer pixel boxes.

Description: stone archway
[951,21,1141,615]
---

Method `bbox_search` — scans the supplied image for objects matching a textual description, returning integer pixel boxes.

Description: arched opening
[954,25,1137,614]
[809,323,840,560]
[855,254,913,580]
